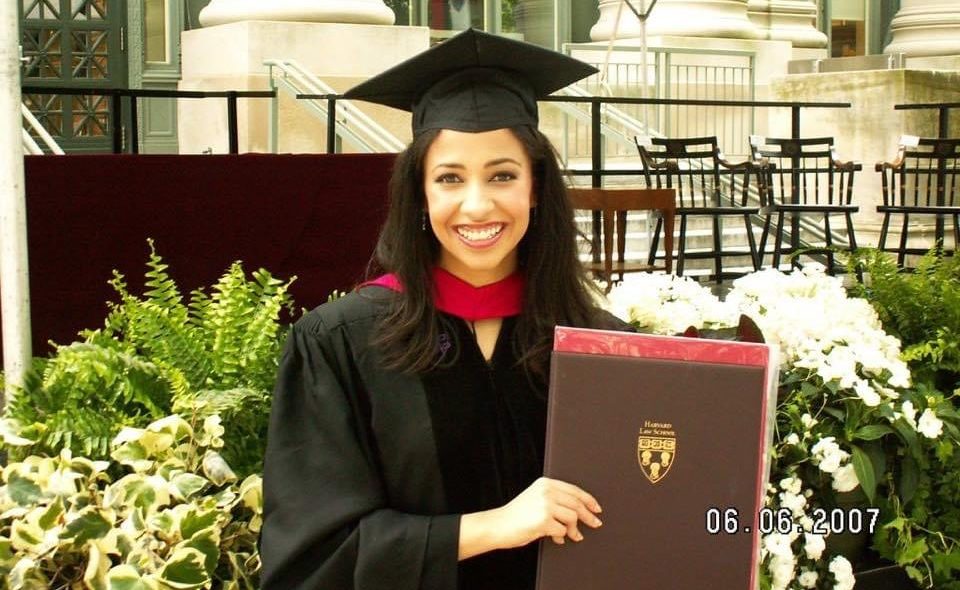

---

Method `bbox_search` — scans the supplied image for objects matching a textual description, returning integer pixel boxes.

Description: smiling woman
[260,29,635,590]
[424,128,534,286]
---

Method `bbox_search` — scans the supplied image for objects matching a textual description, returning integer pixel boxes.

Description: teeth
[457,224,503,241]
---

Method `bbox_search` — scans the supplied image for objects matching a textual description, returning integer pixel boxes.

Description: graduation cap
[343,28,598,135]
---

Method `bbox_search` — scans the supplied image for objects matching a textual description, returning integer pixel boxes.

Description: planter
[198,0,395,27]
[854,563,918,590]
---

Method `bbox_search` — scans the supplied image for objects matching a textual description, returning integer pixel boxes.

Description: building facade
[17,0,960,153]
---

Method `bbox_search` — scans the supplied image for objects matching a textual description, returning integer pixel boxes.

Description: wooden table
[567,187,676,288]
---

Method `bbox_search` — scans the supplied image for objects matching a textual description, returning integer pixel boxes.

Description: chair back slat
[748,136,857,207]
[637,136,753,209]
[883,138,960,208]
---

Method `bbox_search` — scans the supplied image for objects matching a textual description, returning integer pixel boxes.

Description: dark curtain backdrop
[2,153,395,361]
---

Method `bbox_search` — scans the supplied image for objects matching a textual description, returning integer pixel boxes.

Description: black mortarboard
[343,28,598,135]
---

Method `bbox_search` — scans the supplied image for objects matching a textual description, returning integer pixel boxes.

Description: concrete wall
[178,21,426,154]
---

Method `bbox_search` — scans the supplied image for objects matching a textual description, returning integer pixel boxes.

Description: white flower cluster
[829,555,856,590]
[604,273,737,335]
[760,476,832,590]
[607,267,932,435]
[725,266,911,399]
[763,531,797,590]
[810,436,860,492]
[898,400,945,439]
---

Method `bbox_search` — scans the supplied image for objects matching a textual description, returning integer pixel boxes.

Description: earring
[421,211,427,232]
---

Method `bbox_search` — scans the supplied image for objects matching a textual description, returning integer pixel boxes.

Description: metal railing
[552,83,653,164]
[535,96,851,188]
[20,86,276,154]
[562,45,756,159]
[541,95,852,268]
[265,58,405,153]
[894,101,960,139]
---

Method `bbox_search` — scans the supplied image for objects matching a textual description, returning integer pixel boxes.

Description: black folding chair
[749,136,860,274]
[876,135,960,267]
[636,136,760,283]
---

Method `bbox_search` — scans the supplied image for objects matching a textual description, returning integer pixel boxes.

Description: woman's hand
[458,477,603,560]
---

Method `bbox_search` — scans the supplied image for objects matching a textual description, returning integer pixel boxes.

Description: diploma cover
[536,327,778,590]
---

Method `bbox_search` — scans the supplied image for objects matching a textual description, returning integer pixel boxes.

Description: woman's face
[423,128,535,286]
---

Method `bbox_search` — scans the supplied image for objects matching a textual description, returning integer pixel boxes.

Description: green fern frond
[239,270,294,391]
[6,242,295,477]
[127,301,211,389]
[202,263,259,388]
[143,239,187,315]
[4,342,174,459]
[852,248,960,388]
[187,287,212,328]
[161,360,194,407]
[174,387,265,417]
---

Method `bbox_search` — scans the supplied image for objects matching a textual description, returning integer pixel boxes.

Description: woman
[260,29,629,590]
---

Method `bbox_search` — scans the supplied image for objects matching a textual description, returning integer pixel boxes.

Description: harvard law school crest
[637,420,677,484]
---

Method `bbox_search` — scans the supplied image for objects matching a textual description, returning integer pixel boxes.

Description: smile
[455,223,505,242]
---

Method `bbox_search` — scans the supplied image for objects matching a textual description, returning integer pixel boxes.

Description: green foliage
[3,241,295,477]
[847,250,960,587]
[4,344,179,460]
[866,383,960,588]
[850,249,960,390]
[0,414,262,589]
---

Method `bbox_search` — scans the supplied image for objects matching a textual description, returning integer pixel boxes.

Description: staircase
[574,209,763,282]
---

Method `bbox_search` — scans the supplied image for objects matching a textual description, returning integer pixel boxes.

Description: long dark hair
[368,125,605,380]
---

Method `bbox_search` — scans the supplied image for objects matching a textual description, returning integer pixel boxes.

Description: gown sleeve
[259,314,460,590]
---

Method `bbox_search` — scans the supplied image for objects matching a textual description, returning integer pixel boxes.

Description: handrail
[22,129,43,155]
[551,85,648,160]
[893,102,960,139]
[20,86,275,154]
[537,96,851,189]
[553,84,660,155]
[265,58,404,153]
[21,103,64,155]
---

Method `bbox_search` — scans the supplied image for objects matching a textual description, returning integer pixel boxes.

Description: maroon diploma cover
[537,327,778,590]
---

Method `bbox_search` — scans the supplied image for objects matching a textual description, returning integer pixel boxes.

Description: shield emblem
[637,434,677,484]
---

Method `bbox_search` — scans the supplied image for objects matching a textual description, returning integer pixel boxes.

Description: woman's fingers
[551,504,583,541]
[547,479,603,514]
[495,477,603,548]
[549,489,604,530]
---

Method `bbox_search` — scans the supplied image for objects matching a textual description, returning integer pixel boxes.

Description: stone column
[885,0,960,57]
[747,0,826,48]
[199,0,395,27]
[591,0,760,41]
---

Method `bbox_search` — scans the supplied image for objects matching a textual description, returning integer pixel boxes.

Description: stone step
[573,211,764,277]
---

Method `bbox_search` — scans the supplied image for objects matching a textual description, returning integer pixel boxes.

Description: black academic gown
[260,286,628,590]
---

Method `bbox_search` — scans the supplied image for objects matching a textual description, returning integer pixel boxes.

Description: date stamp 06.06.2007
[705,507,880,536]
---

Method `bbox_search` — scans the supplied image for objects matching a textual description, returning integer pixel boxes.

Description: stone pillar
[591,0,760,41]
[199,0,395,27]
[885,0,960,57]
[747,0,826,48]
